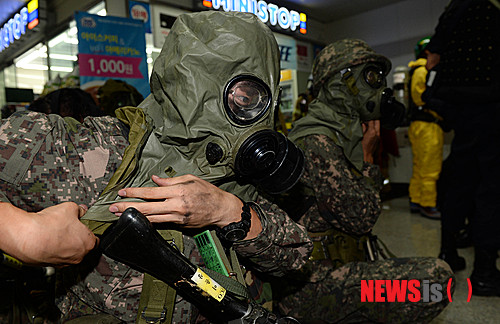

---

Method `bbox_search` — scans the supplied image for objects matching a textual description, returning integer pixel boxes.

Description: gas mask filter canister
[351,64,407,129]
[235,129,304,194]
[379,88,407,130]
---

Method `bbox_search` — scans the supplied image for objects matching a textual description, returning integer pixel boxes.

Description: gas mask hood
[342,63,407,129]
[143,11,303,197]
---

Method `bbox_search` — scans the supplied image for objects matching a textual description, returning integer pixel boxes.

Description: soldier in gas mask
[271,39,454,323]
[0,11,312,323]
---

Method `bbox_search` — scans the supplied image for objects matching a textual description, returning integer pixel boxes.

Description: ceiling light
[16,73,47,80]
[15,51,44,66]
[64,38,79,45]
[68,26,77,36]
[49,54,78,61]
[48,34,67,47]
[50,66,74,72]
[16,63,48,70]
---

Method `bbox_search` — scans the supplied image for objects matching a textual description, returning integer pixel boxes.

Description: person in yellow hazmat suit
[408,37,445,220]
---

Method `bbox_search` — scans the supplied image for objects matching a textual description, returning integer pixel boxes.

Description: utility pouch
[308,229,367,268]
[194,230,248,296]
[308,229,396,268]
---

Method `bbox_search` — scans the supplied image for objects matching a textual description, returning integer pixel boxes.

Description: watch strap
[216,198,252,242]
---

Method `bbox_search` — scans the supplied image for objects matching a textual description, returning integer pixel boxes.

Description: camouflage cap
[312,38,391,94]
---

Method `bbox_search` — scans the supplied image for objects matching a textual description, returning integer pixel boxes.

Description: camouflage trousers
[277,257,454,324]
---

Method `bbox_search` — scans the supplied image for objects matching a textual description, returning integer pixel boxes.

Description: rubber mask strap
[340,68,359,95]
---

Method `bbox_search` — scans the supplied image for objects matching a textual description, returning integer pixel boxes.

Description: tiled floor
[374,196,500,324]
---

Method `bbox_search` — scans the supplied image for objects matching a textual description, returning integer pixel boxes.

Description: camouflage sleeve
[0,111,129,211]
[233,195,313,277]
[362,161,384,192]
[298,134,381,235]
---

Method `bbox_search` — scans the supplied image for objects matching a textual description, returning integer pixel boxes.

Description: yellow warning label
[191,268,226,302]
[3,253,23,269]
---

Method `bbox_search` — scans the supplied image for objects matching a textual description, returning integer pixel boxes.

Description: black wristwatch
[216,199,252,242]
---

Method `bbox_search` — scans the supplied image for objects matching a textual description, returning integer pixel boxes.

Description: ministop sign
[202,0,307,34]
[0,0,40,53]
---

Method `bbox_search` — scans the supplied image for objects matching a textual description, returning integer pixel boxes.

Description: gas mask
[142,11,305,198]
[342,63,407,129]
[205,75,304,195]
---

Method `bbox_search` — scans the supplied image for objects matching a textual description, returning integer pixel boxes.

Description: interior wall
[322,0,452,183]
[51,0,101,25]
[324,0,450,80]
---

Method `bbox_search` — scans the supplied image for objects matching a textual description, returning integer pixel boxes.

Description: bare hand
[109,174,245,228]
[361,120,380,164]
[425,51,440,70]
[1,202,98,266]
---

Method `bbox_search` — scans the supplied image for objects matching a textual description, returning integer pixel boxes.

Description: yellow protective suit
[408,58,444,208]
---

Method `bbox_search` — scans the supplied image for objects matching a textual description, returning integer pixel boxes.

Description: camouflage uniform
[272,39,455,323]
[274,135,454,323]
[0,111,312,323]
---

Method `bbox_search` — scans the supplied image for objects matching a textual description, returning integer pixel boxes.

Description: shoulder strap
[136,229,183,324]
[137,274,176,324]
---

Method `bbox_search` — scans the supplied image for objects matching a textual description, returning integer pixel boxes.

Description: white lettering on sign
[202,0,306,34]
[1,0,39,53]
[131,4,149,22]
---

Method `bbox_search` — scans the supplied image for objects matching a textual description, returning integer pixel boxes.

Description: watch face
[225,228,247,242]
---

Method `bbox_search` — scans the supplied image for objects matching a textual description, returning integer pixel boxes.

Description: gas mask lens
[224,76,271,124]
[363,65,385,89]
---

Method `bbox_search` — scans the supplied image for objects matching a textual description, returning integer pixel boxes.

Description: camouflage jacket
[295,134,383,234]
[0,111,312,323]
[277,134,383,283]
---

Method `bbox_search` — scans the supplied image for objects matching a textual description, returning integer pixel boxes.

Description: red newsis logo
[361,280,443,302]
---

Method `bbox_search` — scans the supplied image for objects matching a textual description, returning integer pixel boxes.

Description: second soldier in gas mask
[272,39,453,323]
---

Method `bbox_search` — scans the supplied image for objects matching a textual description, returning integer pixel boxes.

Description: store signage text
[129,1,152,33]
[77,12,150,98]
[79,54,143,79]
[280,45,292,62]
[202,0,307,34]
[0,0,39,53]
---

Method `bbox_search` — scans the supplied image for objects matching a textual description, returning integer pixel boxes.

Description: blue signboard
[76,12,150,99]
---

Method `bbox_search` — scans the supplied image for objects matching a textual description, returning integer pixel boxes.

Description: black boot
[456,226,472,249]
[470,246,500,297]
[439,229,466,272]
[438,249,466,272]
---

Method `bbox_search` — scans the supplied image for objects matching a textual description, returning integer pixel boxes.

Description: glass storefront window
[146,33,161,78]
[3,64,17,88]
[47,21,79,81]
[13,43,49,94]
[46,2,106,82]
[0,1,106,99]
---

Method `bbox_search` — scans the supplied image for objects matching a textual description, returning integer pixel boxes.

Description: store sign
[150,4,189,49]
[202,0,307,34]
[296,40,313,72]
[274,33,296,70]
[0,0,39,53]
[129,1,151,33]
[77,12,150,99]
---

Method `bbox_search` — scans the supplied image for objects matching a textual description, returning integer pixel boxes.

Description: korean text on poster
[76,12,150,99]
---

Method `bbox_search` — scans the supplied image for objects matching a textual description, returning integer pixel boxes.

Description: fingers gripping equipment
[100,207,294,324]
